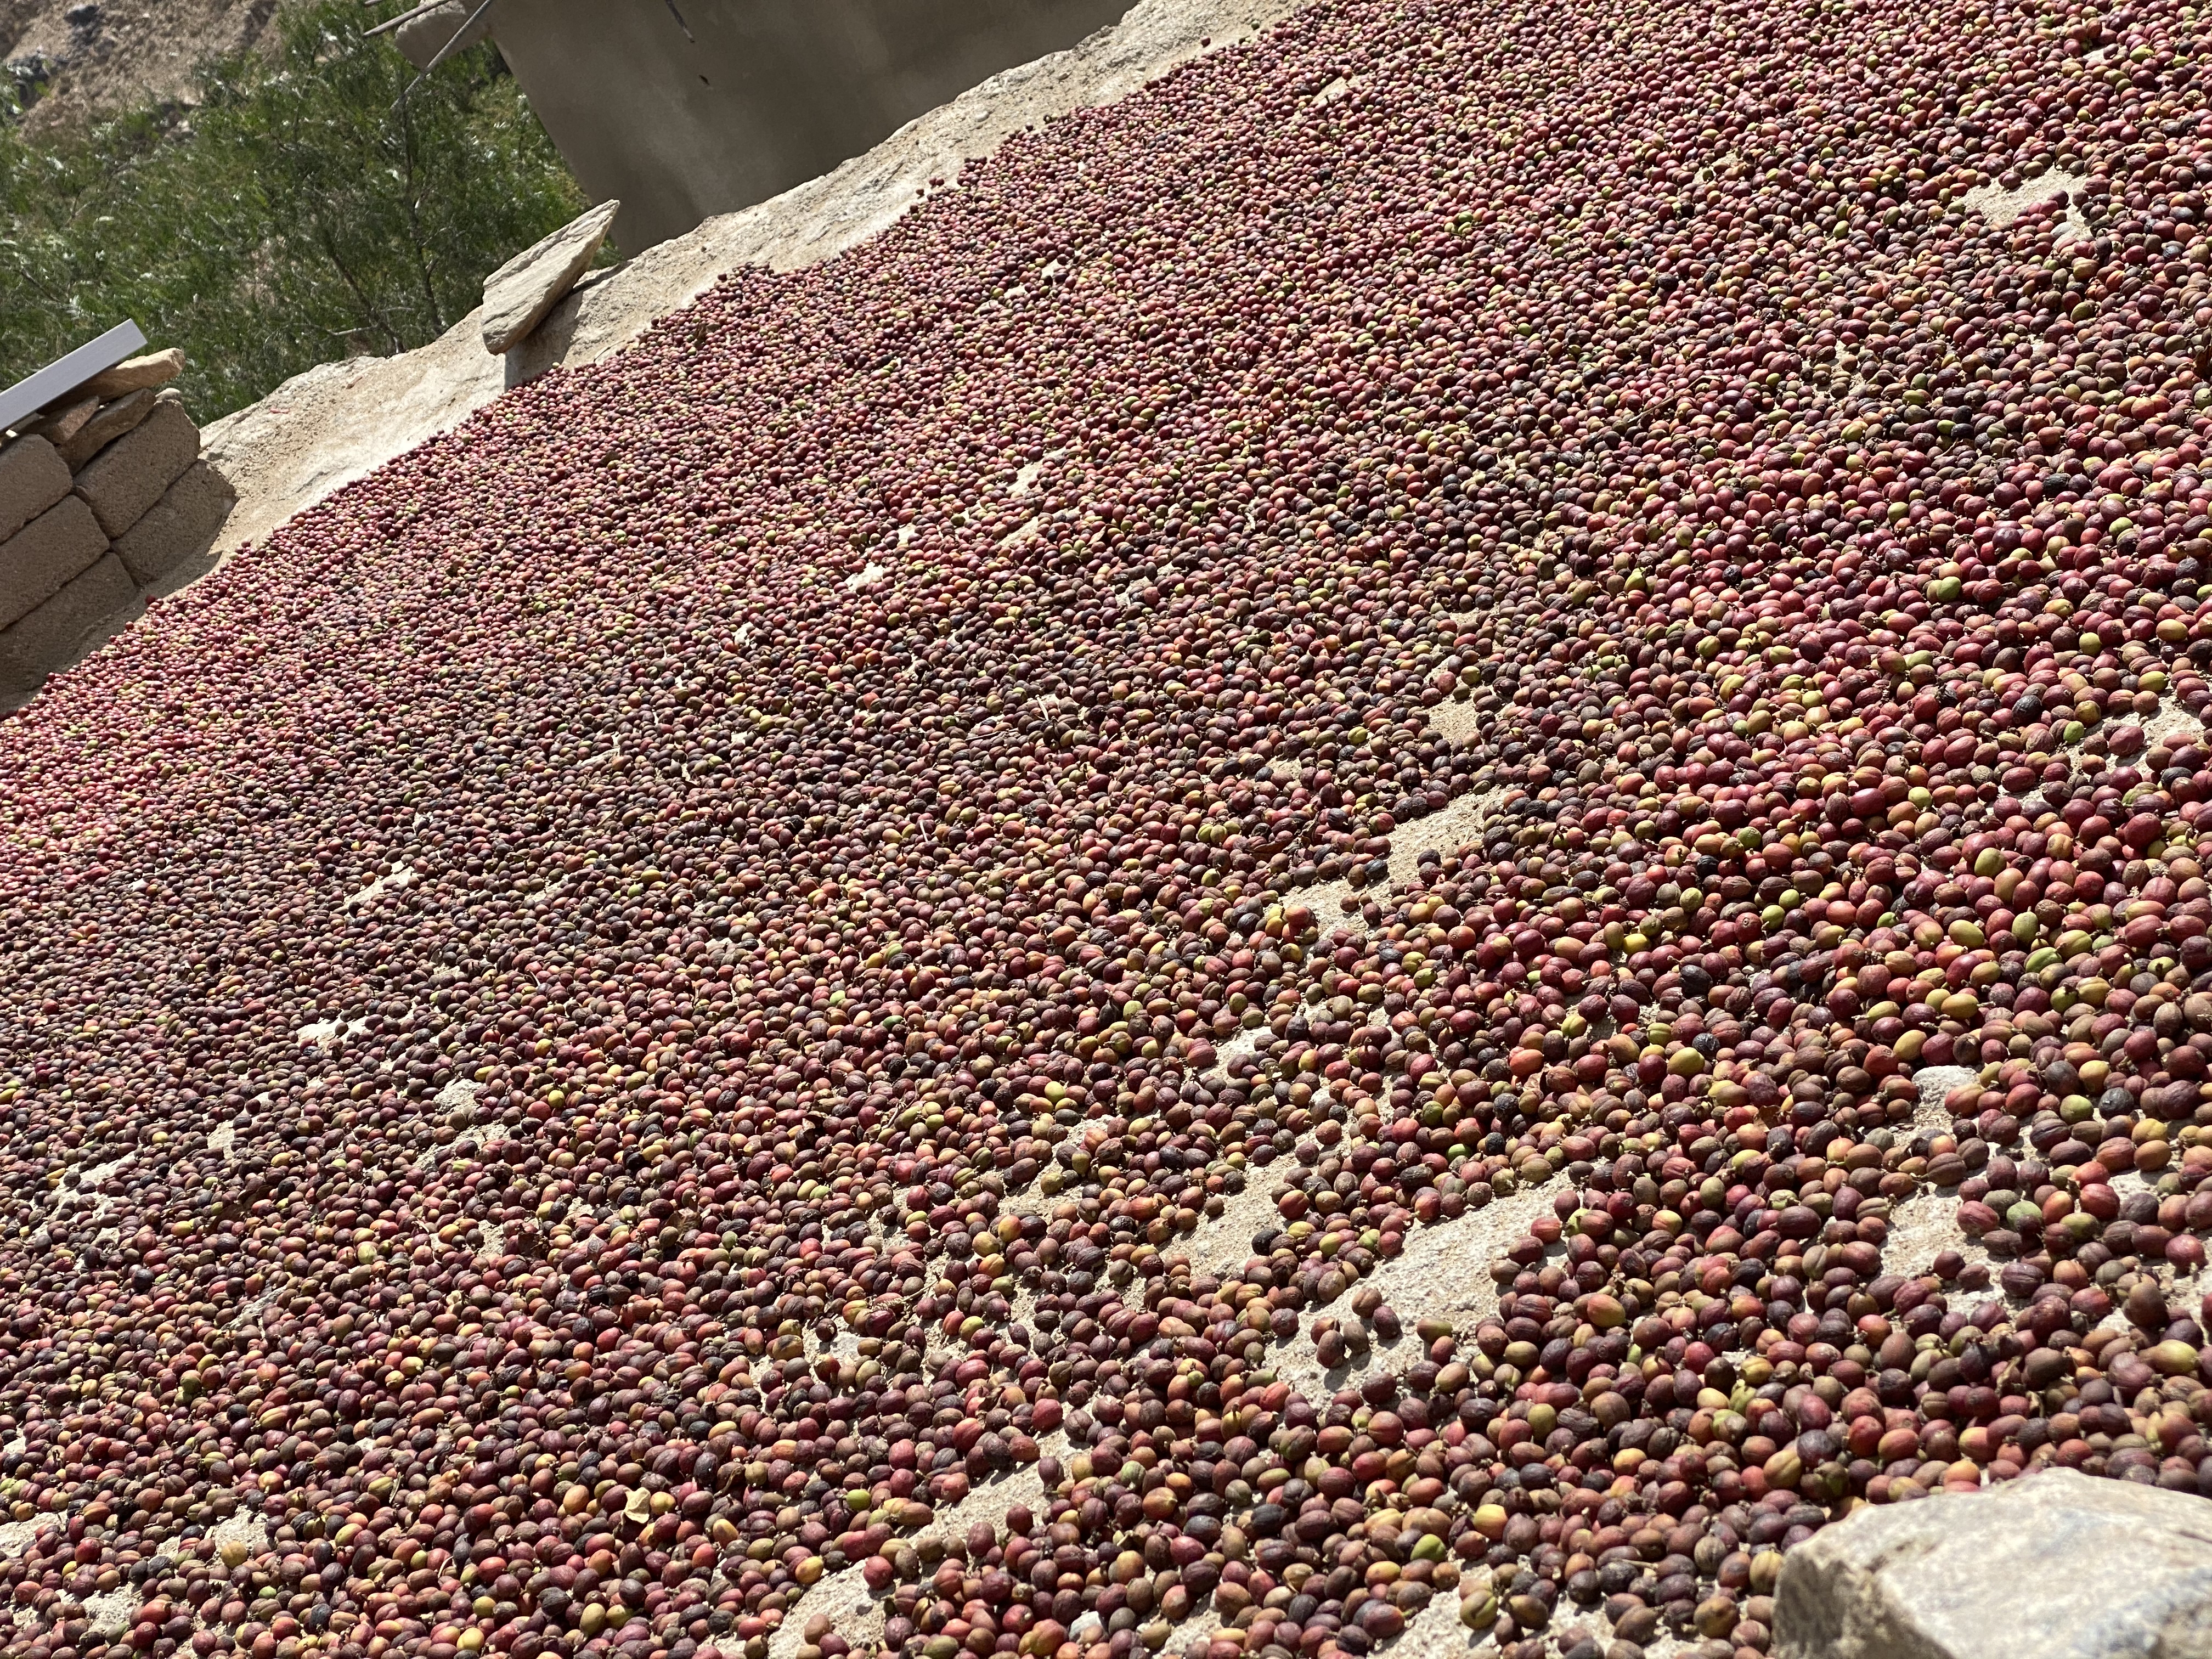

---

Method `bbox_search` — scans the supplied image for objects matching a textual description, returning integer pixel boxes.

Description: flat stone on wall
[55,388,158,471]
[80,349,185,401]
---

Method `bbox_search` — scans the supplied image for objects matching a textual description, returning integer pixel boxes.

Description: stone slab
[56,390,158,471]
[29,394,100,447]
[0,494,109,630]
[72,398,198,538]
[1772,1468,2212,1659]
[79,349,184,400]
[481,198,620,354]
[0,436,72,544]
[114,461,238,596]
[0,552,144,688]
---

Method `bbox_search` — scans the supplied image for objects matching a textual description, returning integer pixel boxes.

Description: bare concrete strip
[1911,1065,1977,1137]
[1174,1170,1284,1276]
[1387,788,1502,888]
[1268,1173,1565,1402]
[200,0,1316,555]
[1960,167,2089,238]
[766,1432,1069,1659]
[343,861,417,908]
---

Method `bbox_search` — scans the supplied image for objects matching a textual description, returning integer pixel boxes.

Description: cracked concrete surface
[1173,1171,1283,1276]
[343,861,416,908]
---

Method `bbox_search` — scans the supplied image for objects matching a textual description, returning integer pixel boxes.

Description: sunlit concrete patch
[1877,1066,2000,1307]
[1267,1173,1567,1402]
[1386,789,1503,888]
[1160,1603,1217,1659]
[344,862,417,908]
[83,1589,136,1637]
[1961,166,2090,240]
[1912,1065,1977,1136]
[1881,1188,2004,1312]
[436,1077,485,1113]
[417,1079,494,1169]
[1271,781,1499,955]
[805,1323,866,1367]
[771,1556,887,1659]
[1199,1021,1267,1083]
[766,1432,1070,1659]
[2140,697,2204,750]
[52,1153,132,1225]
[1427,696,1484,747]
[211,1513,270,1565]
[1172,1174,1284,1277]
[2024,697,2198,816]
[228,1285,279,1329]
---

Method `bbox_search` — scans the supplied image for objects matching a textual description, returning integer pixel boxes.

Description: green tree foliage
[0,0,590,420]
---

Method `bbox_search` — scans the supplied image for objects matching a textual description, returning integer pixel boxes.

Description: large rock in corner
[481,199,620,356]
[1773,1469,2212,1659]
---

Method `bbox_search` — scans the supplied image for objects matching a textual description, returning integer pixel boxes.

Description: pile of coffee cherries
[1,0,2209,1658]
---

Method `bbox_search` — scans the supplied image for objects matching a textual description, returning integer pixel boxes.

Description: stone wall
[0,369,233,713]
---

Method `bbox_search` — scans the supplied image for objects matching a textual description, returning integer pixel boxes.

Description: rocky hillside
[3,0,274,128]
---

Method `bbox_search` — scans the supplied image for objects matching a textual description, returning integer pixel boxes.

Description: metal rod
[390,0,498,111]
[364,0,449,40]
[0,321,146,436]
